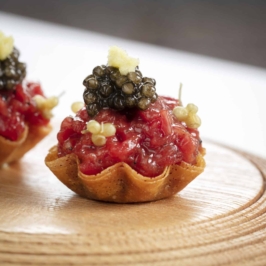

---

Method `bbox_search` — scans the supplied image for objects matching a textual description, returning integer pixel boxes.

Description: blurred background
[1,0,266,158]
[1,0,266,68]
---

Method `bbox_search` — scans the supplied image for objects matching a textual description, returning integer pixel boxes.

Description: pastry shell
[0,124,52,166]
[45,146,206,203]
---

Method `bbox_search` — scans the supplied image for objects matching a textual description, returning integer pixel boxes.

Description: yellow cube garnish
[0,31,14,60]
[108,46,139,75]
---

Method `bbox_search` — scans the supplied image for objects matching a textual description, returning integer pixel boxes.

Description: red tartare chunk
[0,83,49,141]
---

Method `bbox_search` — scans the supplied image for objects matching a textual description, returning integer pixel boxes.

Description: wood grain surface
[0,128,266,265]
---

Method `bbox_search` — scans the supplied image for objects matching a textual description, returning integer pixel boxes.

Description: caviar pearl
[83,91,97,104]
[141,84,155,98]
[113,96,126,110]
[127,72,141,84]
[0,47,26,91]
[86,78,98,90]
[86,104,99,117]
[100,84,113,97]
[142,77,156,85]
[122,82,134,95]
[138,97,151,110]
[115,76,128,88]
[126,96,136,107]
[93,66,105,77]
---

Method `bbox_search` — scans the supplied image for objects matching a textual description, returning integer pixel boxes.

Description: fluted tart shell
[45,146,206,203]
[0,124,52,166]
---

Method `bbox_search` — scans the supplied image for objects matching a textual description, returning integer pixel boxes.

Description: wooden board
[0,129,266,265]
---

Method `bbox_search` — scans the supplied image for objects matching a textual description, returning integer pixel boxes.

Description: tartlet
[0,31,57,166]
[45,46,205,203]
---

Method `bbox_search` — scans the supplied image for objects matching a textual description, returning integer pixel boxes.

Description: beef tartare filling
[57,96,202,177]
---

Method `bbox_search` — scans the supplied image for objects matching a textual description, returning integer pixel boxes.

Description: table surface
[2,1,266,69]
[1,11,266,159]
[1,131,266,265]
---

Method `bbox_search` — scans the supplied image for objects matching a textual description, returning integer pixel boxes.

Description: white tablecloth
[1,11,266,159]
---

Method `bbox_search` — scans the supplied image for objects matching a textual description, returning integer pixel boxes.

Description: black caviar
[0,47,26,91]
[83,65,158,117]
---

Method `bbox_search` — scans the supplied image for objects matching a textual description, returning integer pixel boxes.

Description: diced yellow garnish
[0,31,14,60]
[91,134,106,146]
[108,46,139,75]
[71,102,84,113]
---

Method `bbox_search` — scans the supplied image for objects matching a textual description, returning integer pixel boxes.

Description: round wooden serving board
[0,132,266,265]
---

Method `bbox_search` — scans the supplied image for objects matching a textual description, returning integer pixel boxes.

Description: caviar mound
[45,146,205,203]
[83,65,157,117]
[0,124,52,166]
[0,47,26,91]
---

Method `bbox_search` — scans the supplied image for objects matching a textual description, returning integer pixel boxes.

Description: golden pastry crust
[45,146,206,203]
[0,124,52,166]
